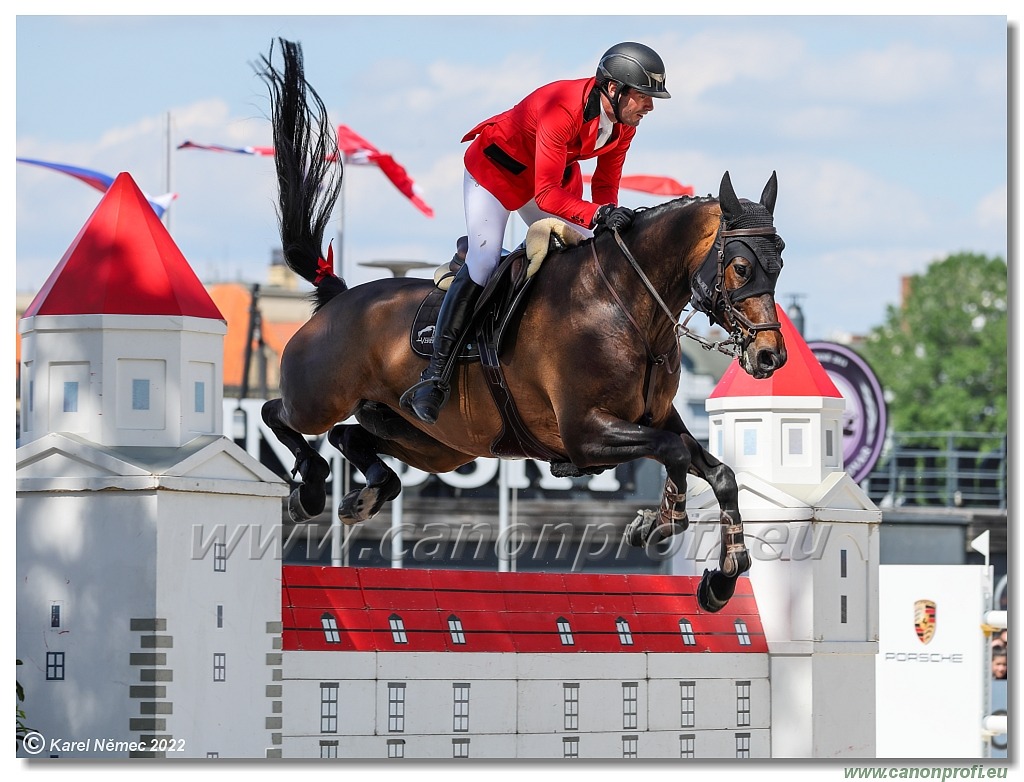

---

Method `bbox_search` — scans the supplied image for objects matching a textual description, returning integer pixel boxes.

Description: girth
[408,241,566,462]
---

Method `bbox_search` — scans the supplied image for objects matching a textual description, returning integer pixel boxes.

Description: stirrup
[399,377,452,424]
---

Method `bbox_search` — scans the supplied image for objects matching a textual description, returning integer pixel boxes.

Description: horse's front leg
[562,413,693,550]
[663,407,750,612]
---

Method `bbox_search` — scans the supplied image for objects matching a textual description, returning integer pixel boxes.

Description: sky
[12,9,1015,342]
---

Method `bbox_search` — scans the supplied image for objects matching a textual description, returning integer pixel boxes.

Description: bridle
[686,218,783,356]
[604,217,782,361]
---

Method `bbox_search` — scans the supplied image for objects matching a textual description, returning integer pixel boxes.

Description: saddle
[408,219,585,460]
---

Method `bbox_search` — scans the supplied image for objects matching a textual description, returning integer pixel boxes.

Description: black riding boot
[400,264,483,424]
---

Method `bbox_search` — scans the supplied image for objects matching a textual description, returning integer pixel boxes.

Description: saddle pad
[409,288,480,361]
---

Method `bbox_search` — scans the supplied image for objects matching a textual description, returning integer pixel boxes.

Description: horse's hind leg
[327,423,403,524]
[261,399,332,523]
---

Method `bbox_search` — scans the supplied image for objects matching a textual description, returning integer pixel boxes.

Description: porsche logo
[914,600,937,644]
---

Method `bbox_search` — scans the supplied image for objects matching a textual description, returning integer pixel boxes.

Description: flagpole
[165,111,172,233]
[337,177,346,283]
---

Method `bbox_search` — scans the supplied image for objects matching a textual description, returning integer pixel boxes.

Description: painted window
[447,615,466,645]
[616,617,633,646]
[621,735,638,758]
[46,652,65,681]
[678,618,696,646]
[734,619,751,646]
[386,739,405,759]
[556,617,574,646]
[787,426,804,455]
[736,681,751,727]
[213,542,227,573]
[194,381,206,414]
[622,682,638,729]
[320,683,339,733]
[453,683,470,732]
[63,381,79,413]
[562,736,579,758]
[680,681,695,728]
[319,741,338,759]
[742,428,757,456]
[680,734,695,758]
[563,683,580,730]
[388,683,406,732]
[132,379,151,411]
[321,613,341,644]
[213,653,226,682]
[452,738,470,759]
[388,614,408,644]
[735,732,751,758]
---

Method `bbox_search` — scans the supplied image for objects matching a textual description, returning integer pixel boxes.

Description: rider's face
[614,86,655,127]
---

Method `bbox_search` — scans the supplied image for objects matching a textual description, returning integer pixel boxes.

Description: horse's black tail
[256,38,345,312]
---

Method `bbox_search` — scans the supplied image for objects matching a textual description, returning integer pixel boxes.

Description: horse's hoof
[624,520,644,548]
[697,568,737,613]
[287,488,317,523]
[338,471,404,525]
[338,487,379,525]
[624,509,656,548]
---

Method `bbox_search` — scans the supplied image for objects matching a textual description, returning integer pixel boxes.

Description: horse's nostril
[757,349,780,371]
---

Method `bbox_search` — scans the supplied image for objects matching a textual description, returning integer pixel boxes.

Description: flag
[17,157,178,218]
[176,140,276,157]
[178,125,434,218]
[585,173,694,197]
[335,125,433,217]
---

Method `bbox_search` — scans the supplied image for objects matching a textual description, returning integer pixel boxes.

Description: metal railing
[863,432,1007,510]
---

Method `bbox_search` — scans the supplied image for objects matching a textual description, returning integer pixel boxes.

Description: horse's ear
[719,171,742,220]
[760,171,778,215]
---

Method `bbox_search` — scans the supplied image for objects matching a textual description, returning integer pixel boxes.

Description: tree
[857,252,1007,436]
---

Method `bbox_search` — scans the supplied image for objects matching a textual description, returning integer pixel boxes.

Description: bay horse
[257,40,787,612]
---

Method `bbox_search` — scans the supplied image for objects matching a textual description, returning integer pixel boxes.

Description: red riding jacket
[462,77,635,228]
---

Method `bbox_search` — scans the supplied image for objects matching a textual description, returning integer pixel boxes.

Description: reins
[590,219,781,424]
[603,220,781,360]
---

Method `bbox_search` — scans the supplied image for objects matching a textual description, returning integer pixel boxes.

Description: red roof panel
[280,566,766,654]
[22,172,223,320]
[709,307,841,399]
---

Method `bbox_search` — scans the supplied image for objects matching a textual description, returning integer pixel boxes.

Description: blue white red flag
[17,157,178,218]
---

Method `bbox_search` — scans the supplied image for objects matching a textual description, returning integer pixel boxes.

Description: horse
[256,40,788,612]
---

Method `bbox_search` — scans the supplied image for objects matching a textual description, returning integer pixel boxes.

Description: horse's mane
[626,193,717,233]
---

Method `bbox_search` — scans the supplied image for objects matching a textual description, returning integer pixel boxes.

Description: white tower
[16,173,288,758]
[679,307,881,758]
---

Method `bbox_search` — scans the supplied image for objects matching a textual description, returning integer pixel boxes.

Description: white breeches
[463,169,593,286]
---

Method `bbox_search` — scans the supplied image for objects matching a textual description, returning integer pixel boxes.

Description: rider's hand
[592,204,635,235]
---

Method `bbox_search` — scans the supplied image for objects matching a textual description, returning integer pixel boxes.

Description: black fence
[863,432,1007,510]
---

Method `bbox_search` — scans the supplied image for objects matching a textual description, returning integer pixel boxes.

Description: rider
[401,41,671,424]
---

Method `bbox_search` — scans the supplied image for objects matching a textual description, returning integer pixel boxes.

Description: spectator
[992,647,1007,680]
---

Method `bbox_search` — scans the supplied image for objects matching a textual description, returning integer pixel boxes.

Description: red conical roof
[709,306,841,398]
[22,172,223,320]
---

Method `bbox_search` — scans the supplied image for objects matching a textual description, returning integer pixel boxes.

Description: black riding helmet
[596,42,670,121]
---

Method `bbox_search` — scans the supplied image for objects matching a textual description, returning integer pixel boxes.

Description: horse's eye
[734,262,751,280]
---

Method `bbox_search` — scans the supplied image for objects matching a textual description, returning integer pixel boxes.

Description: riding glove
[593,204,635,234]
